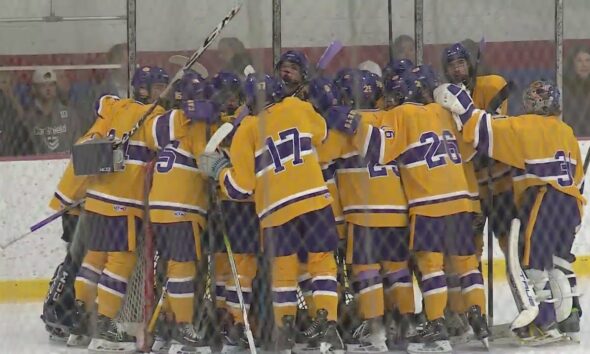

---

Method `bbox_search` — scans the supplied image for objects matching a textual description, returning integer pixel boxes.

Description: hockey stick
[0,199,85,249]
[168,55,210,78]
[205,40,344,153]
[117,2,242,148]
[487,80,516,114]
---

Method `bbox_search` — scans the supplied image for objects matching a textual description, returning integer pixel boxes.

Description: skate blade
[406,340,453,354]
[88,338,136,354]
[346,341,388,353]
[565,332,581,343]
[168,343,212,354]
[151,340,171,354]
[319,342,344,354]
[66,334,91,347]
[49,333,68,343]
[519,334,569,347]
[221,344,248,353]
[449,332,471,346]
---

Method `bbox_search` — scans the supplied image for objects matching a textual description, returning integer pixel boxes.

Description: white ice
[1,280,589,354]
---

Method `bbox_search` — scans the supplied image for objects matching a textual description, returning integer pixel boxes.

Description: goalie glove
[197,151,230,181]
[324,105,360,135]
[434,83,476,131]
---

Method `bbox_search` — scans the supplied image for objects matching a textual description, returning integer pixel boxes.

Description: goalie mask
[522,80,561,116]
[131,65,170,104]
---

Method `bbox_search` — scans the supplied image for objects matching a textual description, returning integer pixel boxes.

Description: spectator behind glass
[393,34,416,63]
[218,37,254,77]
[563,45,590,137]
[0,71,33,157]
[22,69,80,155]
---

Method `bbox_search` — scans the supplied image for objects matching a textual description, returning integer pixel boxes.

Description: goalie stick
[117,2,243,148]
[204,40,344,153]
[0,199,85,250]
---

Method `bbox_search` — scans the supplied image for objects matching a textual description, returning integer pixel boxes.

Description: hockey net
[1,0,589,352]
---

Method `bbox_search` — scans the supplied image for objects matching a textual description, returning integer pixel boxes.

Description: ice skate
[167,323,212,354]
[346,318,388,353]
[66,300,91,348]
[513,321,568,347]
[222,321,251,353]
[558,309,581,343]
[46,325,69,343]
[445,310,471,346]
[267,315,296,354]
[406,318,452,354]
[87,314,137,354]
[296,309,344,354]
[151,318,173,354]
[466,305,490,349]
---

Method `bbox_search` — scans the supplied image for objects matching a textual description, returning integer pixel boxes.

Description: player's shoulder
[281,96,316,112]
[477,74,507,91]
[355,109,383,126]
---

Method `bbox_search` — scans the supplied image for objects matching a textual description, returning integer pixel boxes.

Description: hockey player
[277,50,310,99]
[323,67,489,353]
[42,161,90,343]
[198,74,344,353]
[434,79,584,343]
[441,42,513,336]
[315,69,416,352]
[71,66,168,353]
[204,71,262,350]
[147,70,215,351]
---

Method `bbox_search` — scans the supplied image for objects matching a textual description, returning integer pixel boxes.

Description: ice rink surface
[1,280,588,354]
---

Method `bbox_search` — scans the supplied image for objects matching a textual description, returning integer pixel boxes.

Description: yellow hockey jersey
[353,102,479,217]
[219,97,332,229]
[147,109,209,227]
[81,95,165,218]
[462,111,585,208]
[472,75,508,115]
[49,161,91,216]
[318,110,408,227]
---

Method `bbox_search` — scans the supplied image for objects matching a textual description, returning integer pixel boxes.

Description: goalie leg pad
[42,257,78,330]
[525,268,557,328]
[551,256,580,322]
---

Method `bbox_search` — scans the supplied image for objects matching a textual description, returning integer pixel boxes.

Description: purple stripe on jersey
[322,162,336,182]
[383,268,411,288]
[172,151,198,169]
[343,207,406,214]
[54,192,72,206]
[476,114,491,155]
[254,137,313,174]
[149,204,207,216]
[272,289,298,304]
[399,140,448,166]
[355,269,381,281]
[99,273,127,295]
[525,160,571,179]
[86,192,143,209]
[226,288,252,305]
[216,284,225,298]
[421,274,446,293]
[155,112,172,148]
[167,279,194,295]
[78,266,100,284]
[223,174,252,200]
[259,188,329,220]
[352,275,382,293]
[460,272,484,289]
[365,126,382,163]
[313,278,338,293]
[127,144,155,163]
[408,193,479,208]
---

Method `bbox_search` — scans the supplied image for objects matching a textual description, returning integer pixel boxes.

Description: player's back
[332,109,408,227]
[83,96,166,217]
[148,109,209,227]
[237,97,331,228]
[473,74,507,113]
[381,103,477,217]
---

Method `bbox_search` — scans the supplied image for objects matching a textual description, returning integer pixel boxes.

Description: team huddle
[40,41,584,354]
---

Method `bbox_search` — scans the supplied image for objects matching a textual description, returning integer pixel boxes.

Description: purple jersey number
[265,128,304,173]
[555,150,574,187]
[156,141,180,173]
[420,130,463,169]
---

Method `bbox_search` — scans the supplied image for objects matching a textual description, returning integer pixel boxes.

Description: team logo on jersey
[381,126,394,139]
[174,211,186,217]
[114,205,127,212]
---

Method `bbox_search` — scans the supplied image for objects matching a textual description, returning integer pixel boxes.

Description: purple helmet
[173,69,204,105]
[333,69,379,109]
[276,50,309,80]
[383,59,414,81]
[174,70,217,122]
[442,42,474,82]
[412,64,440,94]
[131,66,170,103]
[308,76,340,114]
[244,74,286,112]
[384,70,420,105]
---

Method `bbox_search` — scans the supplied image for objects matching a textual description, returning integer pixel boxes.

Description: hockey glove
[434,83,475,130]
[197,151,230,181]
[324,106,360,135]
[183,99,220,123]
